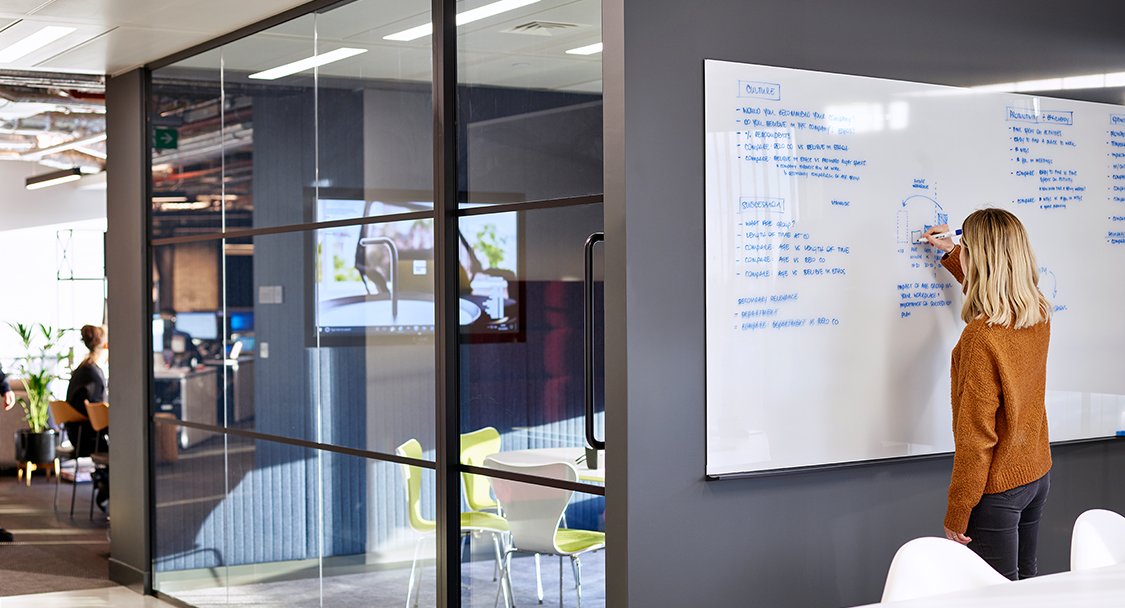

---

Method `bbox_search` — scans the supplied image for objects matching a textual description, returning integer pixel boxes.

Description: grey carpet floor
[0,467,114,597]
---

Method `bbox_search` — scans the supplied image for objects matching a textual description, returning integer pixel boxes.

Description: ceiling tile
[127,0,308,33]
[29,0,180,24]
[35,25,208,74]
[0,19,113,70]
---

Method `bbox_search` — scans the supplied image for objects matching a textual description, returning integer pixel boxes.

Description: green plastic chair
[461,426,502,513]
[396,439,510,608]
[484,456,605,608]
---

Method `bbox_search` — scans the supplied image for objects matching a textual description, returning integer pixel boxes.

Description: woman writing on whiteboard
[922,208,1052,581]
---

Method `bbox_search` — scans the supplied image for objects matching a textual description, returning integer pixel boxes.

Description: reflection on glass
[461,204,604,457]
[150,48,226,240]
[150,243,225,439]
[456,0,603,204]
[152,425,228,583]
[317,208,435,339]
[462,472,605,608]
[154,431,437,608]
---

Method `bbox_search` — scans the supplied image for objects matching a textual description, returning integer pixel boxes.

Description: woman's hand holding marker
[921,224,958,253]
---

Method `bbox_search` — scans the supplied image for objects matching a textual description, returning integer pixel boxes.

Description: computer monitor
[152,315,163,352]
[227,311,253,333]
[175,312,219,340]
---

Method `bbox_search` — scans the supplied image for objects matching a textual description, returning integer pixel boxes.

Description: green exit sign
[154,127,178,150]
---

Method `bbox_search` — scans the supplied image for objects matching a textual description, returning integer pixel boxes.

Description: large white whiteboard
[705,59,1125,477]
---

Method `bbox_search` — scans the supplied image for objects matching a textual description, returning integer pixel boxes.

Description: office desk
[202,356,255,423]
[486,447,605,484]
[153,366,218,448]
[857,562,1125,607]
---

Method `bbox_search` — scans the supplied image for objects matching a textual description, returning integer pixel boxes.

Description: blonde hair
[81,324,107,365]
[959,208,1051,329]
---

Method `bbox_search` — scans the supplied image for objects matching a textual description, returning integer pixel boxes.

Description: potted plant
[9,322,67,466]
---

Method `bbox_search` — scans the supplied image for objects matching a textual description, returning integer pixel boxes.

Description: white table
[856,562,1125,607]
[485,447,605,484]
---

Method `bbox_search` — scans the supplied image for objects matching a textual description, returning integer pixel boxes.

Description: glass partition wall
[147,0,604,606]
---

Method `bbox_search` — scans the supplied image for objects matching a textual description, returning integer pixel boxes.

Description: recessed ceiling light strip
[565,42,602,55]
[385,0,541,42]
[0,26,76,64]
[249,47,368,80]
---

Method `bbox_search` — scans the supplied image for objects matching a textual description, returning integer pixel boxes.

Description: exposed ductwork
[0,78,107,173]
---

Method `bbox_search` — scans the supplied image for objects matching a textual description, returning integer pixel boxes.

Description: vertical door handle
[584,232,605,450]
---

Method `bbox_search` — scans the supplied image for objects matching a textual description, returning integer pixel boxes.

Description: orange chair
[49,400,88,517]
[85,402,109,520]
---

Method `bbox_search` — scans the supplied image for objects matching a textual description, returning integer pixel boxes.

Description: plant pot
[15,428,56,463]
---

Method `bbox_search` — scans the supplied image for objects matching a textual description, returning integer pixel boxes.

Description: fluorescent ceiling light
[0,26,76,64]
[971,83,1017,93]
[249,48,368,80]
[385,23,432,41]
[384,0,541,42]
[26,167,81,190]
[566,42,602,55]
[1062,74,1105,89]
[459,0,540,25]
[1015,78,1062,92]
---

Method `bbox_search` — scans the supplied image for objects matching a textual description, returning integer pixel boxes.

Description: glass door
[452,1,605,604]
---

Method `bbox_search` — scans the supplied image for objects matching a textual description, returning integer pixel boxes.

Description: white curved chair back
[881,537,1009,603]
[483,456,576,555]
[1071,508,1125,571]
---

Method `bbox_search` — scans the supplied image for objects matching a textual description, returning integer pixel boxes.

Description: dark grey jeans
[965,471,1051,580]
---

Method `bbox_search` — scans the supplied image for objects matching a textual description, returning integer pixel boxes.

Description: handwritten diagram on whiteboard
[705,60,1125,477]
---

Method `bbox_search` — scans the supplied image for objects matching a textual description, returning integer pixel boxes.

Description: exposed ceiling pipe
[0,70,104,93]
[21,131,106,160]
[0,87,104,113]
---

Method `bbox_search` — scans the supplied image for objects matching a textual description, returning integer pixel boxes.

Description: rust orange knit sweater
[940,246,1052,533]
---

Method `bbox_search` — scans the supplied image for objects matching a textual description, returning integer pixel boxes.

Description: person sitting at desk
[66,325,109,455]
[160,308,203,368]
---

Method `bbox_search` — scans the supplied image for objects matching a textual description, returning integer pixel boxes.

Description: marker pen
[916,229,961,244]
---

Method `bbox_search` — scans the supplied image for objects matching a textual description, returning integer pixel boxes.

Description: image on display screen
[173,312,219,340]
[313,194,523,344]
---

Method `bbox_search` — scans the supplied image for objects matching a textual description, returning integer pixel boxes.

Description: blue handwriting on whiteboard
[1006,107,1073,126]
[737,80,781,101]
[739,197,786,213]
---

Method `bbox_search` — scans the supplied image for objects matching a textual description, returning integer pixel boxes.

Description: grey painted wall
[606,1,1125,606]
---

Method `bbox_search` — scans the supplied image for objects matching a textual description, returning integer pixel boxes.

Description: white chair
[484,456,605,608]
[881,537,1009,603]
[1071,508,1125,571]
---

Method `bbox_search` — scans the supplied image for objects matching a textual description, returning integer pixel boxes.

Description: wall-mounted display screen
[311,190,524,345]
[174,311,219,341]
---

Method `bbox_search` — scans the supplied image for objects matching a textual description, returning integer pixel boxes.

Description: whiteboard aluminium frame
[700,57,1125,481]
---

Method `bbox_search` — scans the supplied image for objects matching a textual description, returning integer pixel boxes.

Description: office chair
[49,400,88,517]
[881,537,1009,603]
[85,401,110,520]
[484,456,605,608]
[396,439,509,608]
[1071,508,1125,571]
